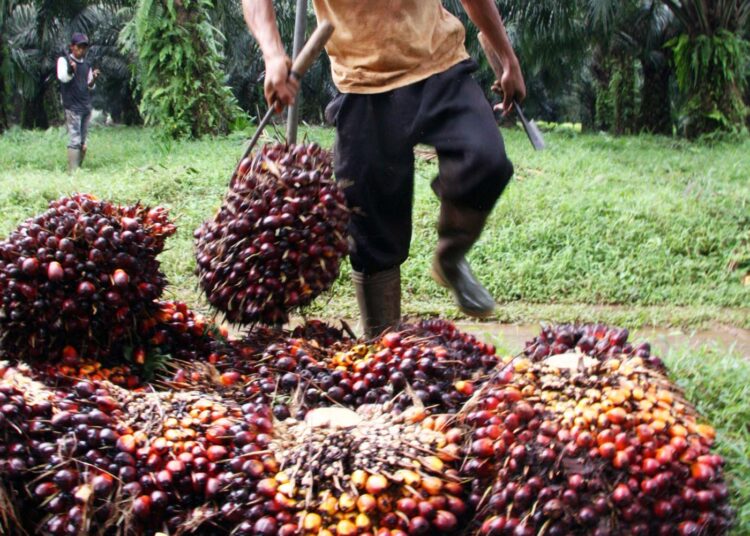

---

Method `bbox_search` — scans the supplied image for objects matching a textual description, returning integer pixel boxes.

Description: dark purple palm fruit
[195,142,350,325]
[0,193,176,362]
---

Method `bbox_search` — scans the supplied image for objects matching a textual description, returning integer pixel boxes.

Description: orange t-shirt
[311,0,470,94]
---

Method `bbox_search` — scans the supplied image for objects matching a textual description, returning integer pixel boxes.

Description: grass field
[1,124,749,532]
[0,124,747,328]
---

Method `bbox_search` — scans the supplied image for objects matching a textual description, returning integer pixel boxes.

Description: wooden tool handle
[290,20,334,79]
[478,32,505,83]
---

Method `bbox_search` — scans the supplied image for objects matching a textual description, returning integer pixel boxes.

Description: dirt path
[454,322,750,360]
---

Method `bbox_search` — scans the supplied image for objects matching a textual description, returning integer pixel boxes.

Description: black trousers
[329,60,514,274]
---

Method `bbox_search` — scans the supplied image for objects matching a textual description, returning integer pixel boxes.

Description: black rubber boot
[431,201,496,318]
[351,267,401,339]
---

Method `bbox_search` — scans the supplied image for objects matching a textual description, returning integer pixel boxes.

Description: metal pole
[286,0,308,144]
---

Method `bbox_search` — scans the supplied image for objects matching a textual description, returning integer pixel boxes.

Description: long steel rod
[286,0,308,144]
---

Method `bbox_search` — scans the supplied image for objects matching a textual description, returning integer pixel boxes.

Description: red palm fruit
[21,257,39,276]
[612,484,632,505]
[599,442,616,459]
[133,495,152,519]
[112,269,130,287]
[691,462,715,484]
[409,516,431,535]
[433,510,457,531]
[91,474,114,497]
[47,261,64,282]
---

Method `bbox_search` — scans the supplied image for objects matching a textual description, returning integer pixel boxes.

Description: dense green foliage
[662,0,750,135]
[669,31,749,136]
[0,125,747,328]
[0,0,748,137]
[124,0,238,138]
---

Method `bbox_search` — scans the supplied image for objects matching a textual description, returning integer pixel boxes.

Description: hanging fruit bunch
[469,324,733,536]
[0,194,176,362]
[194,142,350,326]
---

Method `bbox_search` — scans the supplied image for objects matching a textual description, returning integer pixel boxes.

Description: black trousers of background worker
[327,60,515,274]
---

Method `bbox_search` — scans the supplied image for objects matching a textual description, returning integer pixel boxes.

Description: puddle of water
[456,322,750,361]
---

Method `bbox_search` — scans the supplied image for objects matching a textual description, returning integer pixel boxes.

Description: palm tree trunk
[0,41,8,132]
[612,57,637,136]
[591,48,612,131]
[639,60,672,135]
[0,76,7,133]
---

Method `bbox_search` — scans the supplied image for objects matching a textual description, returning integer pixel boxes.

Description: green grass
[665,345,750,534]
[0,124,748,328]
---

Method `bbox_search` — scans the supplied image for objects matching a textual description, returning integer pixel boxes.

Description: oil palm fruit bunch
[194,142,350,326]
[30,301,232,390]
[0,194,175,362]
[202,318,499,420]
[470,328,733,535]
[524,323,665,371]
[0,361,281,535]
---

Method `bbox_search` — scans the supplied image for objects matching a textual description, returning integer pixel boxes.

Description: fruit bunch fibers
[195,142,350,326]
[267,405,468,536]
[0,194,175,361]
[470,324,733,536]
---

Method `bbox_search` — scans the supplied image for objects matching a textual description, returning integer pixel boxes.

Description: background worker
[242,0,526,337]
[57,32,99,172]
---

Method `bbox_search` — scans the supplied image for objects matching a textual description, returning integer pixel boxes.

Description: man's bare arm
[460,0,526,112]
[241,0,299,110]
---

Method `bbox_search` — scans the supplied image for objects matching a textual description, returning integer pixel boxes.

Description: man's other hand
[491,61,526,116]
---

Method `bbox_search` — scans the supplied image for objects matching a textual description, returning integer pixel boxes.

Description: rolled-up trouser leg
[65,109,84,150]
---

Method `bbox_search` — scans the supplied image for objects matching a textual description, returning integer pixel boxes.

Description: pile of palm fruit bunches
[0,144,734,535]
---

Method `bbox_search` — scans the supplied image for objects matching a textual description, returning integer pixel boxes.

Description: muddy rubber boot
[351,267,401,339]
[67,148,81,173]
[431,201,496,318]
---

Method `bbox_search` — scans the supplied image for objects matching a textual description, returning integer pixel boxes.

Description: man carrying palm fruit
[243,0,526,337]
